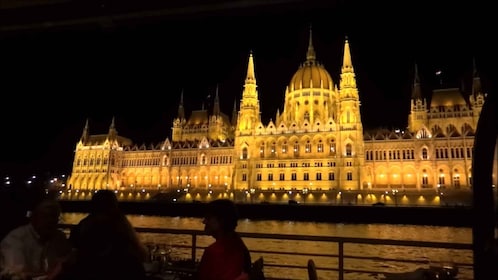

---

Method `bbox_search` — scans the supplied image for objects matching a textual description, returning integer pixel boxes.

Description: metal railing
[59,224,473,280]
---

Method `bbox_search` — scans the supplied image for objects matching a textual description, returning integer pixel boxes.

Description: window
[242,147,248,159]
[293,141,299,157]
[259,143,265,158]
[345,143,352,156]
[329,140,336,155]
[256,174,262,181]
[305,141,311,153]
[422,172,428,186]
[438,170,445,186]
[303,173,309,181]
[291,173,297,180]
[328,172,335,180]
[347,172,353,180]
[242,174,247,181]
[316,173,322,180]
[282,142,287,154]
[271,142,276,157]
[268,173,273,181]
[421,148,428,160]
[453,174,460,188]
[317,140,323,153]
[279,173,285,180]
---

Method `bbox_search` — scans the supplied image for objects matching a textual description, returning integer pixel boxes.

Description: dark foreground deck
[58,224,472,280]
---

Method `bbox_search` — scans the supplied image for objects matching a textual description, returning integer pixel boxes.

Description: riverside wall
[58,200,474,228]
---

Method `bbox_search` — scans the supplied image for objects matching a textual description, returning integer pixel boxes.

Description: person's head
[202,199,239,237]
[30,199,61,241]
[90,189,119,214]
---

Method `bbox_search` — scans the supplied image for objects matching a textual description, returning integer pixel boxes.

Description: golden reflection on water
[61,213,473,280]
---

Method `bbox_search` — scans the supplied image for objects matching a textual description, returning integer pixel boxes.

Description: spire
[231,99,238,125]
[275,108,280,125]
[339,37,358,94]
[177,89,185,119]
[213,84,220,115]
[109,116,115,130]
[80,118,89,143]
[472,57,482,96]
[411,63,423,100]
[108,116,117,139]
[306,24,316,62]
[341,37,354,73]
[245,51,256,85]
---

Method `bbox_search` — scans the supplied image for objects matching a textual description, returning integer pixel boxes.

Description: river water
[61,213,473,280]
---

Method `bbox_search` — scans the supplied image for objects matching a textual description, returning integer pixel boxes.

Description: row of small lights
[2,174,67,187]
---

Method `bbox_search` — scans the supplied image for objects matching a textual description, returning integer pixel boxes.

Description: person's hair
[90,189,119,214]
[205,199,239,232]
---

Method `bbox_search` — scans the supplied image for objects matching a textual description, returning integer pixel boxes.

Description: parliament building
[65,31,492,205]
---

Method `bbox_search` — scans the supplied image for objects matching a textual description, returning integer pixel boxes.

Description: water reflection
[61,213,473,280]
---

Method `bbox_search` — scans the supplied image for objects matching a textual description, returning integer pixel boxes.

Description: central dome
[289,60,333,90]
[288,29,334,91]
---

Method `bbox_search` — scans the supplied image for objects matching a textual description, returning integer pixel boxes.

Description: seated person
[0,199,71,279]
[51,191,147,280]
[68,189,120,249]
[196,199,251,280]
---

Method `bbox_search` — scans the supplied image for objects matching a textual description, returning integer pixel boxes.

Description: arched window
[329,140,336,156]
[242,148,248,160]
[421,148,428,160]
[317,140,323,153]
[438,169,445,186]
[281,142,287,154]
[345,143,352,156]
[293,141,299,157]
[422,169,428,186]
[453,168,460,188]
[305,141,311,153]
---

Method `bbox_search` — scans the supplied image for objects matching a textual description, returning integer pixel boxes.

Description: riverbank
[58,200,474,228]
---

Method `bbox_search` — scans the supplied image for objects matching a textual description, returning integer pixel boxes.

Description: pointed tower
[231,99,238,126]
[209,84,226,140]
[408,63,428,132]
[213,85,220,116]
[237,51,261,133]
[107,116,117,141]
[234,51,262,191]
[469,58,485,126]
[80,118,89,144]
[337,37,365,190]
[172,90,187,142]
[177,89,185,120]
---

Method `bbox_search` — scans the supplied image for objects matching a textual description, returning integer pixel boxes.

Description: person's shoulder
[0,223,31,246]
[5,223,31,237]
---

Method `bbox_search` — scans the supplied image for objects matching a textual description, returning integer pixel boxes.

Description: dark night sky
[0,1,494,179]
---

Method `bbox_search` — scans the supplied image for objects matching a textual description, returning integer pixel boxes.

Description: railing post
[338,241,344,280]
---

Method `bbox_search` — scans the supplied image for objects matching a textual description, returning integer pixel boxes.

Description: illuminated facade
[67,31,493,203]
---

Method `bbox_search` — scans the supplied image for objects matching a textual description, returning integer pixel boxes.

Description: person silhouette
[196,199,251,280]
[51,190,147,280]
